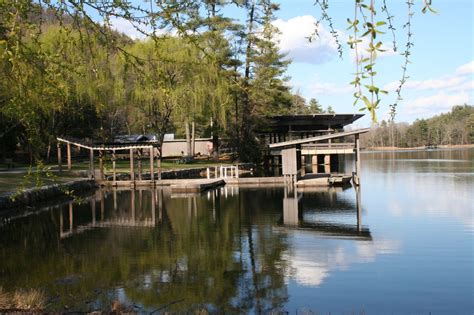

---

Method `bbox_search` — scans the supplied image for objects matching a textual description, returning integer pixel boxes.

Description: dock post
[89,149,94,179]
[215,166,218,178]
[112,150,116,185]
[99,150,104,181]
[324,155,331,173]
[207,168,210,179]
[130,148,135,184]
[156,157,162,180]
[57,142,62,172]
[235,165,239,178]
[354,134,361,186]
[149,146,154,184]
[67,143,71,171]
[356,185,362,231]
[137,149,142,181]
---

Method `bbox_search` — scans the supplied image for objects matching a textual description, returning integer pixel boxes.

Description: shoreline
[363,144,474,152]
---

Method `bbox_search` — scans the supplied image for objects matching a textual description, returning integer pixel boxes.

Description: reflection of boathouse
[280,186,370,240]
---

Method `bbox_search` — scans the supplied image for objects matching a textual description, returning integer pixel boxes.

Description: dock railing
[206,165,239,179]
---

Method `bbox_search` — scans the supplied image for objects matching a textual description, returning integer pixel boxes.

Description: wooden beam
[269,128,370,149]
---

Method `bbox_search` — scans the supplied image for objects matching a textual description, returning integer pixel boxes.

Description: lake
[0,149,473,313]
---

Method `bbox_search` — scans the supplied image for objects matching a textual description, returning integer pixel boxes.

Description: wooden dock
[169,179,225,193]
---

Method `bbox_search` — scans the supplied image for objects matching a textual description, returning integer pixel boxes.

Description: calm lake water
[1,149,473,313]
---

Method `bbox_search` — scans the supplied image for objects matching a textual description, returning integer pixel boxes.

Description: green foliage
[362,105,474,147]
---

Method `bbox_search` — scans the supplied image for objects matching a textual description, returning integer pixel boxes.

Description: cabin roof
[260,114,364,132]
[268,128,370,149]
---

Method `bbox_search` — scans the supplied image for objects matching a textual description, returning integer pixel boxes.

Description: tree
[308,98,323,114]
[325,106,335,114]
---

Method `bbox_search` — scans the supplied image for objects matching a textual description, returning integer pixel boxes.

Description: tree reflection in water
[0,185,377,312]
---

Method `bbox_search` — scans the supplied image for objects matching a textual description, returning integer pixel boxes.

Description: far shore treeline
[361,105,474,148]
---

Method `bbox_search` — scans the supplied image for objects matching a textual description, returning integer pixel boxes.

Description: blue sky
[111,0,474,126]
[269,0,474,126]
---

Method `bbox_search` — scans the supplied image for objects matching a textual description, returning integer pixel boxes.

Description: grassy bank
[0,159,236,196]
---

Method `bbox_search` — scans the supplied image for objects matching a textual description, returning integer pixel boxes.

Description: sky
[110,0,474,127]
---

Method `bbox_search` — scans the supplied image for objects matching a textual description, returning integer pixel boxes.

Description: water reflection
[281,186,368,238]
[0,185,380,312]
[1,150,472,313]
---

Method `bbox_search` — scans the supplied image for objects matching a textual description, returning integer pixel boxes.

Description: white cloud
[108,17,172,40]
[384,60,474,92]
[308,76,354,95]
[109,17,146,40]
[273,15,340,64]
[455,60,474,75]
[402,91,470,117]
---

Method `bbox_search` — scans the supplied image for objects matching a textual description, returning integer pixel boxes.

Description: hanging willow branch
[313,0,437,122]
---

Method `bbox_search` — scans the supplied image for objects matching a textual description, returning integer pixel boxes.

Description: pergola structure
[57,136,158,187]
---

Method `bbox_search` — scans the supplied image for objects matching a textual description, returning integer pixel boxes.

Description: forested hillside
[361,105,474,148]
[1,4,318,163]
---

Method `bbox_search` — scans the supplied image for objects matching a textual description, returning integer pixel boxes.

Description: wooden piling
[99,150,104,180]
[355,134,361,186]
[112,150,117,184]
[89,149,94,179]
[149,146,154,183]
[57,143,62,172]
[67,143,71,171]
[137,149,142,181]
[130,148,135,183]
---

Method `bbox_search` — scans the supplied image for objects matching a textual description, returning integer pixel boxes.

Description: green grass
[0,159,235,195]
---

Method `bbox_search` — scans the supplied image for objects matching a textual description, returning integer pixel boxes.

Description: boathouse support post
[354,134,361,186]
[57,142,62,172]
[67,143,71,171]
[324,155,331,173]
[149,146,154,183]
[89,149,94,179]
